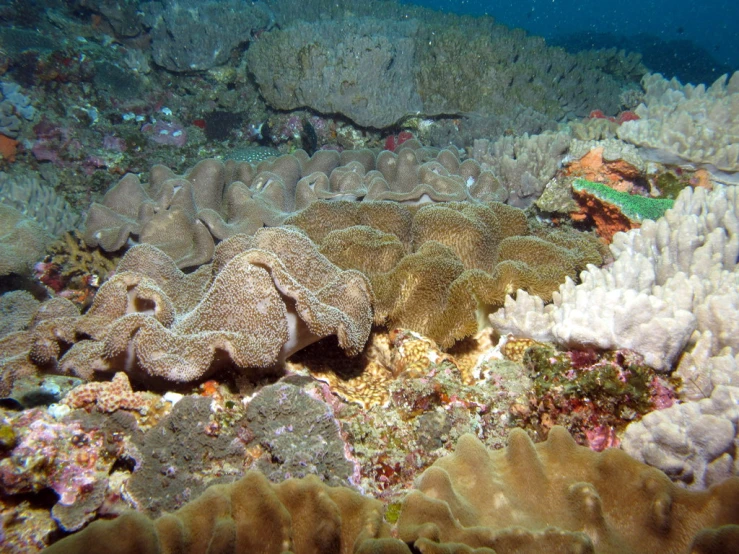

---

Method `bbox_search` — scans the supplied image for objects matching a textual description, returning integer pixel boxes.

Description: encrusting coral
[40,427,739,554]
[25,227,374,384]
[571,178,674,242]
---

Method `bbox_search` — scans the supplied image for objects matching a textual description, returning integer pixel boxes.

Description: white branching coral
[491,184,739,380]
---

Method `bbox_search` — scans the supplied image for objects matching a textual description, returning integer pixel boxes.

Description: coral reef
[83,148,522,269]
[472,131,572,207]
[491,184,739,373]
[247,15,624,129]
[123,396,248,516]
[248,18,421,129]
[0,408,134,532]
[622,385,739,490]
[244,382,357,487]
[396,428,739,553]
[571,178,674,241]
[617,71,739,183]
[289,199,601,347]
[43,470,393,554]
[36,230,119,308]
[0,80,34,139]
[61,373,151,414]
[511,340,676,450]
[0,171,82,236]
[141,0,273,72]
[1,3,738,552]
[0,290,39,338]
[564,139,646,192]
[41,427,739,554]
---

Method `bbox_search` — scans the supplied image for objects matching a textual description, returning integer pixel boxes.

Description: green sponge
[572,178,674,221]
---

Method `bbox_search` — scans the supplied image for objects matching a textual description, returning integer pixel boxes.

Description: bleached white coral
[617,71,739,182]
[490,185,739,377]
[621,385,739,489]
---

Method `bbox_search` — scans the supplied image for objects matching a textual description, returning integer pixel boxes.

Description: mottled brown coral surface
[20,227,374,385]
[41,427,739,554]
[42,471,393,554]
[398,428,739,554]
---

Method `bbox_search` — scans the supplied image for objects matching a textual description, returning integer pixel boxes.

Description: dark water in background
[401,0,739,84]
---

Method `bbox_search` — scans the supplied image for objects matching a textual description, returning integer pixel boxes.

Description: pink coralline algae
[584,425,621,452]
[62,372,150,414]
[140,120,187,147]
[102,134,127,153]
[0,409,126,530]
[30,118,80,165]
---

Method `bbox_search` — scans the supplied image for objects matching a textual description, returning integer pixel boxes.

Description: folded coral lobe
[53,228,373,383]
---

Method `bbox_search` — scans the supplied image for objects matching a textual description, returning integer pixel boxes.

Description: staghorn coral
[396,428,739,554]
[617,71,739,183]
[37,227,373,383]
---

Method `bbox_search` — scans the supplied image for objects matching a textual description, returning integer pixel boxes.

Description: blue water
[402,0,739,83]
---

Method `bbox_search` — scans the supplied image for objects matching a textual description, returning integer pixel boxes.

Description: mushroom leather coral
[33,227,374,383]
[41,471,395,554]
[83,148,508,269]
[290,199,601,348]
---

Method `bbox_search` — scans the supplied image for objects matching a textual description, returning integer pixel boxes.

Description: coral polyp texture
[42,471,394,554]
[396,428,739,554]
[246,15,625,129]
[28,227,374,383]
[287,198,602,347]
[0,204,52,278]
[41,427,739,554]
